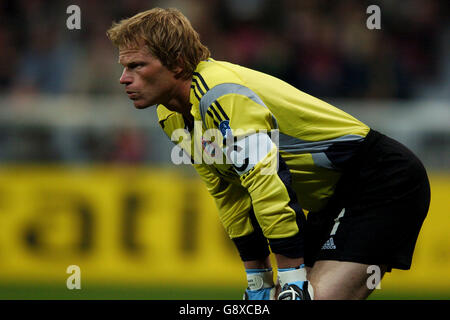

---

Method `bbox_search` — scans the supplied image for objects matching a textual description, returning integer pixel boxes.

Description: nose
[119,68,132,85]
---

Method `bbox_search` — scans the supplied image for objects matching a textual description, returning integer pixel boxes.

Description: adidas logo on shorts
[321,237,336,250]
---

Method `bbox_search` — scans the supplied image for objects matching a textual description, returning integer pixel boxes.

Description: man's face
[118,46,177,109]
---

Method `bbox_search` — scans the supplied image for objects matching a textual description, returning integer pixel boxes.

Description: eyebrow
[118,57,130,65]
[118,51,140,65]
[119,60,146,68]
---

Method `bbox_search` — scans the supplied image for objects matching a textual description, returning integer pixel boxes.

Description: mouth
[126,91,138,99]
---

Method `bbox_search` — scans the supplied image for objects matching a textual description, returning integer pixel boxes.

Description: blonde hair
[107,8,210,79]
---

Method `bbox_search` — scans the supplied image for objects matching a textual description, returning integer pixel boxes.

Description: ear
[172,56,185,79]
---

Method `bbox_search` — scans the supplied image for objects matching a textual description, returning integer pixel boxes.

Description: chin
[133,100,153,109]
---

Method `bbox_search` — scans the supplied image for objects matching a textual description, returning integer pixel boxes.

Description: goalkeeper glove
[277,264,314,300]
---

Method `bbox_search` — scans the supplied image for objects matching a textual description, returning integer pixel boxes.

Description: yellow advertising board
[0,166,448,292]
[381,173,450,292]
[0,166,245,288]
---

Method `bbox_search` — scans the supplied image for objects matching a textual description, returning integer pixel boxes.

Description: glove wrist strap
[277,264,307,287]
[246,268,274,290]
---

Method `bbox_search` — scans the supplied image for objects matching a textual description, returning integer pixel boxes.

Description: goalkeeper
[107,8,430,300]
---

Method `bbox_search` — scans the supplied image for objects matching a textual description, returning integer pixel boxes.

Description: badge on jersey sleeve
[219,120,232,141]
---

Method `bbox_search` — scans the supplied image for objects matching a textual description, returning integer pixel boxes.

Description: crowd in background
[0,0,447,99]
[0,0,448,164]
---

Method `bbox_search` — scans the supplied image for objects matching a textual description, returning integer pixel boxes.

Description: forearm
[240,147,306,259]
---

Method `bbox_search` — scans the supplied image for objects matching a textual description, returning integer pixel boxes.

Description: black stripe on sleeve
[213,100,229,120]
[209,104,224,122]
[192,78,205,96]
[191,85,202,101]
[193,72,209,91]
[206,110,219,127]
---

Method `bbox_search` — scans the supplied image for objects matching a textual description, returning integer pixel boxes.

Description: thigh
[305,193,428,272]
[305,134,431,271]
[307,260,388,300]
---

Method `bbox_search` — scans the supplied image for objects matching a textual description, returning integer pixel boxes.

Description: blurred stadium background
[0,0,449,299]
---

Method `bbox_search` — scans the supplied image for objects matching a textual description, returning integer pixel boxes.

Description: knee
[308,277,374,300]
[307,281,339,300]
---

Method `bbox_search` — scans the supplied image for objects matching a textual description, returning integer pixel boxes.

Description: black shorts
[304,129,431,271]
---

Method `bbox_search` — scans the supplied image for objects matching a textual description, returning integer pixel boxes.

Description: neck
[166,77,193,121]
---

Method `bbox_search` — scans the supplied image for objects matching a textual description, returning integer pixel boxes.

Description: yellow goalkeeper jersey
[157,58,369,240]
